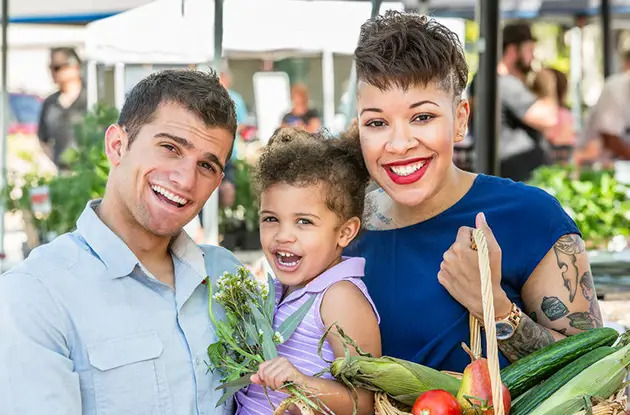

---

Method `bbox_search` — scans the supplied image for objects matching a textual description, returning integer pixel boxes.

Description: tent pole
[87,60,98,110]
[322,49,335,130]
[0,0,9,268]
[601,0,612,77]
[474,0,500,175]
[203,0,223,247]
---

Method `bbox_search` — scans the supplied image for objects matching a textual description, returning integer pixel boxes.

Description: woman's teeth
[151,185,189,206]
[389,161,426,177]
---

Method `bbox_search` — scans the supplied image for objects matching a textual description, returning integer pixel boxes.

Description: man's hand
[250,357,305,392]
[438,212,512,320]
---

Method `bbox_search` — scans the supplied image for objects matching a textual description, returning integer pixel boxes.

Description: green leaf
[207,342,225,368]
[215,386,240,408]
[264,273,276,322]
[243,319,259,344]
[215,372,255,390]
[249,300,277,360]
[276,295,316,343]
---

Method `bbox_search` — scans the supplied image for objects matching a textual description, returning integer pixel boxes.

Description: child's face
[357,81,469,208]
[259,182,359,288]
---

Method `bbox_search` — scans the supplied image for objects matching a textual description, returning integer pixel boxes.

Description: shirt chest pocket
[87,332,169,415]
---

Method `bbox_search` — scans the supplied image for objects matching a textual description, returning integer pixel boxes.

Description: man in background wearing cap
[470,22,559,181]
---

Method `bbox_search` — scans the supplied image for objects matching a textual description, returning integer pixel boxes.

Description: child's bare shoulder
[320,280,375,322]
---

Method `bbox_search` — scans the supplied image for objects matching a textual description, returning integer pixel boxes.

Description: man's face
[50,52,80,85]
[515,41,535,74]
[106,102,234,237]
[292,90,308,108]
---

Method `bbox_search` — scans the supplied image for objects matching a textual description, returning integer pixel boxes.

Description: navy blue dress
[346,174,580,372]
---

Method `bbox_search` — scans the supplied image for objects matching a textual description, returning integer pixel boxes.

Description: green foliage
[219,158,259,233]
[207,268,324,411]
[4,104,117,237]
[528,165,630,249]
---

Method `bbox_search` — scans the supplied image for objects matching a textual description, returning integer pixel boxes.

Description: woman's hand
[438,212,512,320]
[250,357,306,392]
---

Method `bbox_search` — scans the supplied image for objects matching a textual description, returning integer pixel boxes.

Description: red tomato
[411,390,462,415]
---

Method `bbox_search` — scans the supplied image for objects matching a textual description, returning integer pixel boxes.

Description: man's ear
[104,125,129,167]
[337,216,361,249]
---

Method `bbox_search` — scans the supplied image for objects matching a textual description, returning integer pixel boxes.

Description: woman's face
[357,82,469,207]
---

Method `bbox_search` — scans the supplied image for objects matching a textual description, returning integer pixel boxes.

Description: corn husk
[330,355,461,407]
[529,343,630,415]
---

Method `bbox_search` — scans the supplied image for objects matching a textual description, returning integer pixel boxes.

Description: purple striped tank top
[234,256,379,415]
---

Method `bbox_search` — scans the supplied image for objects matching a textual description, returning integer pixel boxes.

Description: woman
[345,11,602,372]
[281,84,322,133]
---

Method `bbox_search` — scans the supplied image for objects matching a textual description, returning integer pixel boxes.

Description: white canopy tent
[9,0,153,22]
[83,0,417,123]
[84,0,409,63]
[83,0,467,123]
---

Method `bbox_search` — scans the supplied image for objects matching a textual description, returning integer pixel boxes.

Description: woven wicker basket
[277,229,628,414]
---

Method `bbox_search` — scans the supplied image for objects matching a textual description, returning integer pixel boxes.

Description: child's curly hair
[254,127,369,221]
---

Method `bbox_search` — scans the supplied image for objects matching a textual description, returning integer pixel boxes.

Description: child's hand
[250,357,306,391]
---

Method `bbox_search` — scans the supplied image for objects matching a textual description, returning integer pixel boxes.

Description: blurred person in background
[576,51,630,166]
[38,47,87,171]
[469,22,558,181]
[281,83,322,133]
[531,68,575,164]
[217,66,243,209]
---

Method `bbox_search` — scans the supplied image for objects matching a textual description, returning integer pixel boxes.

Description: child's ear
[337,216,361,248]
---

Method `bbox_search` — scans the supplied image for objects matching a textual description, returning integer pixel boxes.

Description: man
[576,51,630,165]
[0,70,241,414]
[470,22,558,181]
[281,83,322,133]
[38,47,88,170]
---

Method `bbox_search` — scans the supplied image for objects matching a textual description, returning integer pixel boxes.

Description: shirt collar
[76,200,206,279]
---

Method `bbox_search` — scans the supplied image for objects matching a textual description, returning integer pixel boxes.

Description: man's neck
[60,79,82,94]
[97,195,172,268]
[498,60,525,82]
[292,104,307,116]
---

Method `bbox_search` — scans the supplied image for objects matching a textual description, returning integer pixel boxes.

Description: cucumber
[500,327,618,397]
[510,346,615,415]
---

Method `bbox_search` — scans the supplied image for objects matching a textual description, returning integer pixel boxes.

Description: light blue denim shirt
[0,200,242,415]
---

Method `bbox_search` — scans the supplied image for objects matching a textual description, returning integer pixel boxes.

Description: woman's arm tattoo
[553,235,585,302]
[498,314,555,362]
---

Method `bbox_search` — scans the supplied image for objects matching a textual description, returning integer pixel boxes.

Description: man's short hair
[502,22,536,52]
[117,69,237,159]
[50,47,82,66]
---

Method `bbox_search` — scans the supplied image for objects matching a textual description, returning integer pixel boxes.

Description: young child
[531,67,576,164]
[235,128,381,415]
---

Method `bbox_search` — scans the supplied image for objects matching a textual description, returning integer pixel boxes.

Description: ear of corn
[528,342,630,415]
[330,355,461,407]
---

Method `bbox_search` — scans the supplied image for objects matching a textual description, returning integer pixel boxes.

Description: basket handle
[470,228,505,415]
